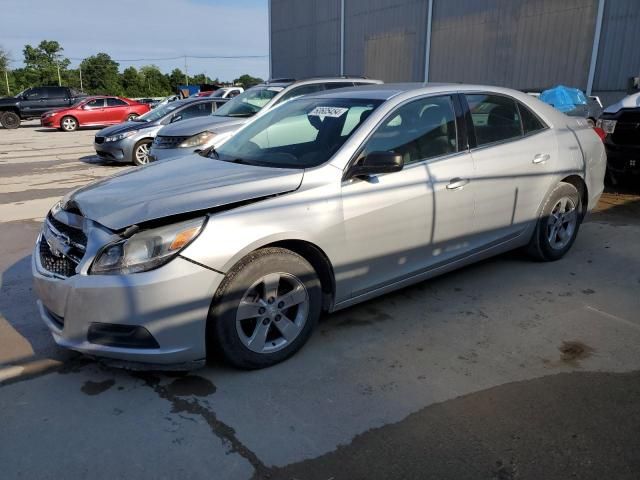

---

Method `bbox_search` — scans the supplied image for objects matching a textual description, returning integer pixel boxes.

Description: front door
[20,88,48,116]
[342,94,472,296]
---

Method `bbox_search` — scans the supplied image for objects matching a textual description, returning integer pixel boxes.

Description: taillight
[593,127,606,141]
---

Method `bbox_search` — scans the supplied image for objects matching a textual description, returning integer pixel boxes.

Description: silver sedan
[33,84,605,369]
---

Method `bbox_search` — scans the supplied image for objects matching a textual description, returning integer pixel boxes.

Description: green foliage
[80,53,122,95]
[233,74,263,89]
[1,40,262,98]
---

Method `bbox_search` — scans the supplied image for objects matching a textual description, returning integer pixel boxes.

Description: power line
[66,54,269,62]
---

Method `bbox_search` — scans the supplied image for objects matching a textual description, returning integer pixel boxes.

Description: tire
[132,139,152,166]
[0,111,20,129]
[208,247,322,369]
[60,116,78,132]
[127,113,139,121]
[527,182,582,261]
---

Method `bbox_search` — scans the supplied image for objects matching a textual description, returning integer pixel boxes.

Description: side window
[106,97,127,107]
[466,94,522,146]
[518,102,546,135]
[85,98,105,108]
[25,88,46,100]
[178,102,210,120]
[276,84,325,105]
[361,95,458,165]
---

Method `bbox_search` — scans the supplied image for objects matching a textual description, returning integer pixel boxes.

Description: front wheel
[208,247,322,369]
[527,182,582,261]
[132,139,151,166]
[0,111,21,129]
[60,116,78,132]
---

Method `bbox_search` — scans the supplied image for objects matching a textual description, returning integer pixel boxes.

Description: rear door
[104,97,130,123]
[44,87,69,110]
[464,93,557,244]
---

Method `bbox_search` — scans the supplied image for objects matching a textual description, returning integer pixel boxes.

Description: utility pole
[79,65,83,91]
[56,61,62,86]
[4,70,9,96]
[184,55,188,85]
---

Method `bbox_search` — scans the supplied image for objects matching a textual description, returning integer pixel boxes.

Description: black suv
[597,92,640,182]
[0,86,86,129]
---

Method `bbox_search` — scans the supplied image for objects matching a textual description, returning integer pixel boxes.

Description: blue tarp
[539,85,588,113]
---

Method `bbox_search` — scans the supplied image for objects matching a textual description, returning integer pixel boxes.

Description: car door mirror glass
[350,151,404,178]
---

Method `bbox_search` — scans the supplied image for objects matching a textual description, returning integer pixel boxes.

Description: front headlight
[178,131,216,148]
[105,131,136,142]
[596,119,617,134]
[91,217,206,275]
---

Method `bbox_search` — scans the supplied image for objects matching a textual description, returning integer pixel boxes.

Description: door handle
[446,178,470,190]
[533,153,550,164]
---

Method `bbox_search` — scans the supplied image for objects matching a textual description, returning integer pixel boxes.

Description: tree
[167,68,186,90]
[122,66,145,97]
[0,46,10,95]
[80,53,122,95]
[23,40,70,86]
[233,74,263,89]
[139,65,171,96]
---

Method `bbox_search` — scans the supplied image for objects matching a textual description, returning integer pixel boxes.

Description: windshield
[215,97,383,169]
[211,90,227,98]
[213,86,283,118]
[136,102,181,122]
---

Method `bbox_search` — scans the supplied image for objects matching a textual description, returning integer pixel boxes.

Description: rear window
[518,102,546,135]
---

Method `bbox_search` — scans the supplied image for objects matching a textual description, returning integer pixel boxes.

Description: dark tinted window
[106,97,127,107]
[45,87,66,98]
[24,88,46,100]
[518,102,546,135]
[324,82,355,90]
[466,94,522,146]
[362,95,458,165]
[85,98,105,108]
[178,102,211,120]
[276,84,325,104]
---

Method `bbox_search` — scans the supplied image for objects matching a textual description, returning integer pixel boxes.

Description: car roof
[307,82,533,101]
[253,76,382,90]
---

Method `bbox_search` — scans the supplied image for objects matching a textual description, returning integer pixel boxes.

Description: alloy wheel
[235,272,309,354]
[546,197,577,250]
[135,143,150,164]
[62,117,77,131]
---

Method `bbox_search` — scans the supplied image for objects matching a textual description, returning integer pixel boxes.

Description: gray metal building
[269,0,640,105]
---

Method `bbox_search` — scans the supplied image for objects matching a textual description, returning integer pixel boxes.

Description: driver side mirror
[170,114,182,123]
[349,151,404,178]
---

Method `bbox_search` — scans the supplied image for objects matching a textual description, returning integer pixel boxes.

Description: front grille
[612,111,640,146]
[39,213,88,278]
[154,135,189,148]
[47,213,87,247]
[95,136,105,144]
[39,239,78,277]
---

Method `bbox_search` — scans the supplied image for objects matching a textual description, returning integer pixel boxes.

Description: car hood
[62,155,304,230]
[97,120,158,137]
[604,92,640,114]
[158,115,248,137]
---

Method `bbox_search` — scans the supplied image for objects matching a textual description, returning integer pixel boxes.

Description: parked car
[154,95,182,109]
[93,97,228,165]
[195,87,244,98]
[33,83,605,370]
[0,86,86,129]
[149,76,382,162]
[597,91,640,183]
[40,96,151,132]
[537,85,602,126]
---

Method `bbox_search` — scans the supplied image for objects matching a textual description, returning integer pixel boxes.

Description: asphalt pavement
[1,121,639,479]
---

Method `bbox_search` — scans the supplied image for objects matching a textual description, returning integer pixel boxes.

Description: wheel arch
[560,174,588,217]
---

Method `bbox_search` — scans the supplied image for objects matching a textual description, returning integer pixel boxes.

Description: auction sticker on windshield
[308,106,348,119]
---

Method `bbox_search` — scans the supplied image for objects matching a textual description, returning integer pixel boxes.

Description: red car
[40,96,151,132]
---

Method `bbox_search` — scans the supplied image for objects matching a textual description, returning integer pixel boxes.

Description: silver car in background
[33,84,605,370]
[94,97,227,165]
[149,76,383,162]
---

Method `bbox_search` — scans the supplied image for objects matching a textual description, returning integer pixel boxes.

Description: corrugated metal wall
[593,0,640,94]
[270,0,341,79]
[429,0,598,90]
[343,0,429,82]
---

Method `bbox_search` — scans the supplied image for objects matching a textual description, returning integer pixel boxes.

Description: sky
[0,0,269,81]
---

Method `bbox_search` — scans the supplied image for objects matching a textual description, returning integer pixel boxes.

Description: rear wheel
[208,247,322,369]
[527,182,582,261]
[60,116,78,132]
[132,139,152,166]
[0,111,20,129]
[127,113,139,121]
